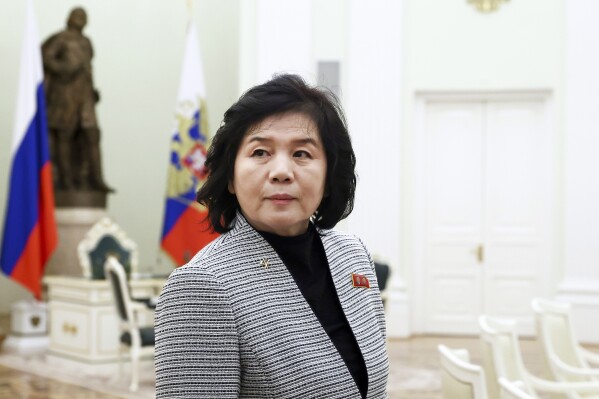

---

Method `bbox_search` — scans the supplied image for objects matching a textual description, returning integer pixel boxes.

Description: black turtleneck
[258,224,368,398]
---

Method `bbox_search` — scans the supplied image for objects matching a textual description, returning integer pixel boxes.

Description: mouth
[269,194,294,200]
[267,194,295,204]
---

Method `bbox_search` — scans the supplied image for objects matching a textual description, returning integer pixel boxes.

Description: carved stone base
[55,190,108,208]
[45,208,107,277]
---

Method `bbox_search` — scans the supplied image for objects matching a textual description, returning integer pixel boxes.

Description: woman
[155,74,388,398]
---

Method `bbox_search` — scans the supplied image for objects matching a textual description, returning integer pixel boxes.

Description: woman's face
[229,112,327,236]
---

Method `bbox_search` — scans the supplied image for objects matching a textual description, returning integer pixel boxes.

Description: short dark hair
[197,74,356,233]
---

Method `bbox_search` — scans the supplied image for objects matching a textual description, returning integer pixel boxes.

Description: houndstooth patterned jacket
[155,214,389,398]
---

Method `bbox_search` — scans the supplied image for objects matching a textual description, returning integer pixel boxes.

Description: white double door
[418,95,553,335]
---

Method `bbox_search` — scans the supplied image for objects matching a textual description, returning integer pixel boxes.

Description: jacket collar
[229,210,332,239]
[228,211,380,397]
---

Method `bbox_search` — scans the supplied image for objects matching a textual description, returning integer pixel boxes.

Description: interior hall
[0,0,598,398]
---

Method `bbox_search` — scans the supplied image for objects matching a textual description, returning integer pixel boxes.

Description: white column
[238,0,313,91]
[557,0,599,344]
[346,0,409,337]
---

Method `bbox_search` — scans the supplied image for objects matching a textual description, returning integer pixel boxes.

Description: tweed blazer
[155,215,389,398]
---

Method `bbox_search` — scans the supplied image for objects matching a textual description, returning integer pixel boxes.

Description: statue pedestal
[45,208,106,277]
[55,190,108,208]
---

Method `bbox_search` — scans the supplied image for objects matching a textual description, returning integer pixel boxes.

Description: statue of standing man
[42,7,113,198]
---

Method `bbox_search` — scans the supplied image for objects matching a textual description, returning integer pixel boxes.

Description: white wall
[238,0,312,91]
[402,0,565,334]
[557,0,599,343]
[4,0,599,342]
[0,0,240,312]
[562,0,599,284]
[344,0,406,336]
[239,0,348,93]
[404,0,563,90]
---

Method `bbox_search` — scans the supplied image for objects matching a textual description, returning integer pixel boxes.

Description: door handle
[471,244,484,263]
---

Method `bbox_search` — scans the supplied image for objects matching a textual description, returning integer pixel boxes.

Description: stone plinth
[45,208,106,277]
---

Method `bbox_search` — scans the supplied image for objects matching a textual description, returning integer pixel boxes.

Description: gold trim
[468,0,509,13]
[49,305,90,354]
[62,322,78,335]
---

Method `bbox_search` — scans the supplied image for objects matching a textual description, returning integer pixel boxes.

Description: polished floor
[0,365,117,399]
[0,332,567,399]
[1,307,598,399]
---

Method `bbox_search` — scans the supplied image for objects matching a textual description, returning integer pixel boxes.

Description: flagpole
[160,0,218,267]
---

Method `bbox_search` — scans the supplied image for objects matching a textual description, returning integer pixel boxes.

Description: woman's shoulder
[172,231,227,267]
[165,227,261,280]
[157,233,237,309]
[158,227,270,307]
[318,228,369,249]
[318,228,374,266]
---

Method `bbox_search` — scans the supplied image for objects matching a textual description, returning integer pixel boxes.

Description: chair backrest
[78,217,138,279]
[438,344,489,399]
[498,378,535,399]
[531,298,589,382]
[373,262,391,292]
[478,316,535,399]
[481,314,599,399]
[104,256,135,327]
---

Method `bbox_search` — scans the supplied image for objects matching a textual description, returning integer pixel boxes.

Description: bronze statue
[42,7,113,201]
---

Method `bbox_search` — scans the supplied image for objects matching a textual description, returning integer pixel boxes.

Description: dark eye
[294,150,311,159]
[252,149,269,157]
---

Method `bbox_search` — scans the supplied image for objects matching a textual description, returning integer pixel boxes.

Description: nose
[269,154,293,183]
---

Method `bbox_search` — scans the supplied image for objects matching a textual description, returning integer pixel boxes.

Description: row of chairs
[438,298,599,399]
[438,344,531,399]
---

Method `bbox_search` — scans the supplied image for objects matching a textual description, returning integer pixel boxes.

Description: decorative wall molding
[468,0,509,13]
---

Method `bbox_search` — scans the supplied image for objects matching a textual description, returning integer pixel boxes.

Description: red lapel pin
[351,273,370,288]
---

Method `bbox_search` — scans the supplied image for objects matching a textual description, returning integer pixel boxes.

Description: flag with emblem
[160,20,218,266]
[1,0,58,299]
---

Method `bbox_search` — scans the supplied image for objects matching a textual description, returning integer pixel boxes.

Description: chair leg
[117,343,123,376]
[129,345,139,392]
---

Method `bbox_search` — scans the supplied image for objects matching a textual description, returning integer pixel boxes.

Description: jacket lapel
[320,230,387,398]
[227,215,362,396]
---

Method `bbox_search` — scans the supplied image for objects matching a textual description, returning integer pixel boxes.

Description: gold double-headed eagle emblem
[167,97,210,203]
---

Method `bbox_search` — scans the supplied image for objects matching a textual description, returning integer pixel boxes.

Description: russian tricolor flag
[160,21,218,266]
[0,0,58,299]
